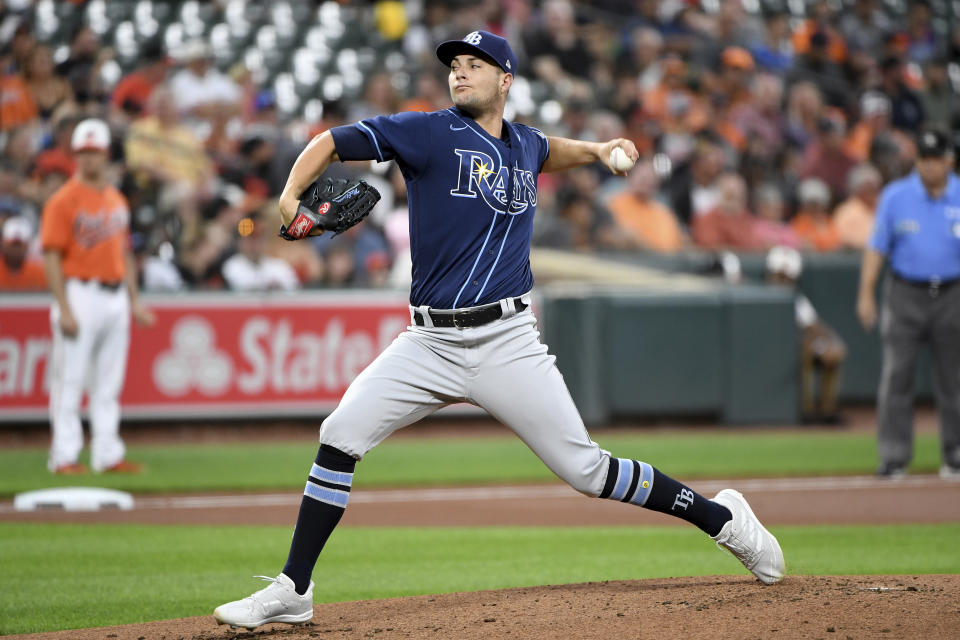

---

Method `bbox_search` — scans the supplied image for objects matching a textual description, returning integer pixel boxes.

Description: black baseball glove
[279,178,381,240]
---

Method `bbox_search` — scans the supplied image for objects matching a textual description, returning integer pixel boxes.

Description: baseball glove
[279,178,381,240]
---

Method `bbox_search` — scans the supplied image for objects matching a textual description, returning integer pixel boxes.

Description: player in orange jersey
[40,118,155,475]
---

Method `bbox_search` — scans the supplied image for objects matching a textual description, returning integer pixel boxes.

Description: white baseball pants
[48,279,130,471]
[319,302,611,496]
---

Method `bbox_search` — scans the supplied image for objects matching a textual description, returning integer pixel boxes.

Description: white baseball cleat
[213,574,314,630]
[711,489,785,585]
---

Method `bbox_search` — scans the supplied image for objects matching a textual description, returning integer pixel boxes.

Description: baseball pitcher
[214,31,784,630]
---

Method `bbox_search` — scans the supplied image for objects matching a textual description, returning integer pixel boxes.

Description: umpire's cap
[916,128,951,158]
[436,30,518,75]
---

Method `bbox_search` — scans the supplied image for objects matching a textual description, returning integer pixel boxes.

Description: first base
[14,487,134,511]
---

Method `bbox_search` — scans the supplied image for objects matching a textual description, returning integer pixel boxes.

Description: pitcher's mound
[13,575,960,640]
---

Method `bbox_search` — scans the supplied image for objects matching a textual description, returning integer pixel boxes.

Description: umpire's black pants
[878,275,960,468]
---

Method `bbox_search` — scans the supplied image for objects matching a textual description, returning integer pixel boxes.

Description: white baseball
[609,146,635,172]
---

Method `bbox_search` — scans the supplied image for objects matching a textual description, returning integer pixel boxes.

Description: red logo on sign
[318,202,331,215]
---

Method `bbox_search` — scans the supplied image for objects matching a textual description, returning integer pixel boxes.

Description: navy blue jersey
[331,107,550,309]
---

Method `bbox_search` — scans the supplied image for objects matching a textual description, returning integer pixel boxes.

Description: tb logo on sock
[671,488,694,511]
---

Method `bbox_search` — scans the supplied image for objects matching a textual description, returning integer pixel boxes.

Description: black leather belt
[893,273,959,297]
[413,297,528,328]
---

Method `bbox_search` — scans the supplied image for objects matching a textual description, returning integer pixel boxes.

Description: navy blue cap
[436,30,518,75]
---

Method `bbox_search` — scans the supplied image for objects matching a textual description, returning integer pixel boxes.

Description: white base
[14,487,134,511]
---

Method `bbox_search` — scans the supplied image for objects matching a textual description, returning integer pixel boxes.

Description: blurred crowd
[1,0,959,293]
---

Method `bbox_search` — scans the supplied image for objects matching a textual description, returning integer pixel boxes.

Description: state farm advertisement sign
[0,292,411,421]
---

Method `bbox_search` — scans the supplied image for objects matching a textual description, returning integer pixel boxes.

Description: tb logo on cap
[463,31,482,45]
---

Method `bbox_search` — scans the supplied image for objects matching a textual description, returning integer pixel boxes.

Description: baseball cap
[2,216,31,244]
[71,118,110,152]
[436,30,518,75]
[916,129,951,158]
[766,246,803,280]
[798,178,831,206]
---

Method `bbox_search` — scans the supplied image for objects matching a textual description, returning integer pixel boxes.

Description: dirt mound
[12,574,959,640]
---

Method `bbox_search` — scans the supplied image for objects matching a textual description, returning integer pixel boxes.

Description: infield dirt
[10,574,960,640]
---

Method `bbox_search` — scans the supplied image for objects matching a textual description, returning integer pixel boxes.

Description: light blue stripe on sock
[628,462,655,506]
[610,458,633,501]
[310,464,354,487]
[304,481,350,508]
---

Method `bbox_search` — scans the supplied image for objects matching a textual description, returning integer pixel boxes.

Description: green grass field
[2,522,958,635]
[0,430,945,497]
[1,429,954,635]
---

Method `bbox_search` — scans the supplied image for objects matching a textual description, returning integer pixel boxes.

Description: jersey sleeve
[527,126,550,173]
[331,111,431,176]
[40,191,72,252]
[868,185,895,254]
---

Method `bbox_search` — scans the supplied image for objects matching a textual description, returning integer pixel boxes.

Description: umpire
[857,128,960,480]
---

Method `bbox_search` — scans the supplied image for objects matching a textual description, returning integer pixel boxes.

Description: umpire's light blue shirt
[869,171,960,282]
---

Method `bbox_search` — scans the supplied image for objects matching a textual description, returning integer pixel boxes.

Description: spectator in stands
[791,178,841,251]
[791,0,847,65]
[834,164,882,250]
[525,0,594,97]
[752,183,802,249]
[903,1,938,64]
[713,47,756,151]
[324,243,356,287]
[348,72,402,123]
[110,40,168,122]
[839,0,892,55]
[222,218,299,292]
[666,139,727,226]
[766,246,846,424]
[787,30,851,108]
[0,216,47,291]
[847,91,892,162]
[168,39,241,135]
[125,87,212,190]
[879,56,924,132]
[0,50,38,131]
[692,172,760,250]
[730,73,786,152]
[799,113,857,200]
[55,24,103,106]
[784,81,824,151]
[400,70,451,113]
[918,58,958,129]
[606,159,685,252]
[23,45,73,124]
[748,11,793,73]
[177,221,231,290]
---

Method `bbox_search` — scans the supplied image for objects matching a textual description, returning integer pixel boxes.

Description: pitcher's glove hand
[279,178,381,240]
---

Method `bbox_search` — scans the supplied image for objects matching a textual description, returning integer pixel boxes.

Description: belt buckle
[929,283,940,298]
[453,312,464,329]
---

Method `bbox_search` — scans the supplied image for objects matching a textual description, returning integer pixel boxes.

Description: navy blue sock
[282,444,356,595]
[600,458,731,536]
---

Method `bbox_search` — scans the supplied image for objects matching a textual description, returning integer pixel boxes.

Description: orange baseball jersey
[41,177,130,282]
[0,257,48,290]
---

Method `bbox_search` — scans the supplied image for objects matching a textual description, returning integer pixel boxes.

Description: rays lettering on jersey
[73,207,130,249]
[449,149,536,215]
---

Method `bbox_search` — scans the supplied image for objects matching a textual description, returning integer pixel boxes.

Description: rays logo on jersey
[449,149,537,215]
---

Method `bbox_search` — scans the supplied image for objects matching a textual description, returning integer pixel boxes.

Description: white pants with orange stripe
[48,279,130,471]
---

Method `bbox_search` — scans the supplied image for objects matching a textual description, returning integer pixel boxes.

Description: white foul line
[1,475,952,514]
